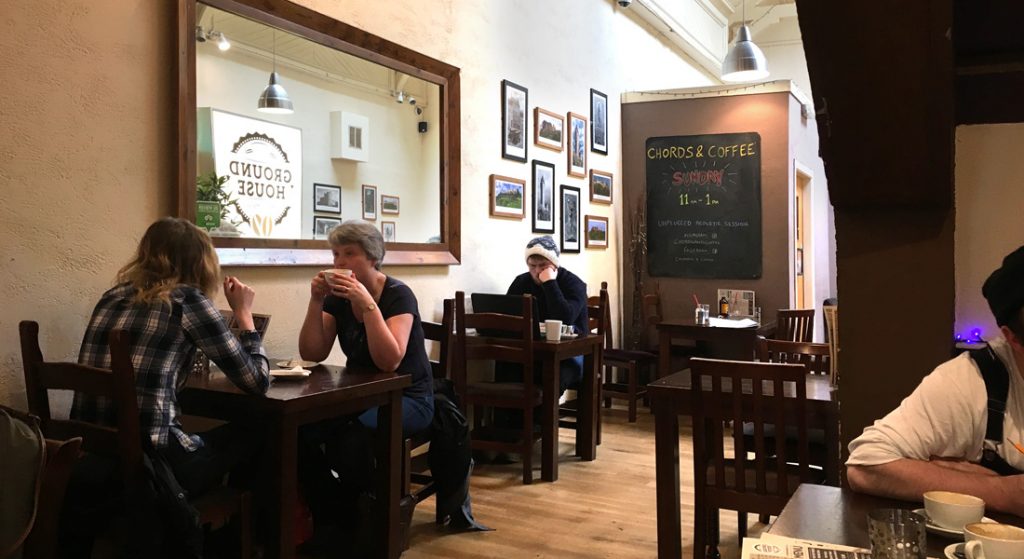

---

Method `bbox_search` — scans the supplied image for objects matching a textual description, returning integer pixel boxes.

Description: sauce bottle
[719,296,729,318]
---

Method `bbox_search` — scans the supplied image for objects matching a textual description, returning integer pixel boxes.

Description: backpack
[0,407,45,557]
[122,440,203,558]
[428,379,489,531]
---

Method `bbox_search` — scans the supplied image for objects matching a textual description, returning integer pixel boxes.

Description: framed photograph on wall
[313,183,341,214]
[561,185,581,253]
[590,89,608,155]
[381,194,400,215]
[567,112,587,178]
[533,107,564,152]
[584,215,609,249]
[362,184,377,221]
[501,79,528,162]
[313,216,342,239]
[531,160,555,233]
[381,221,396,242]
[589,170,612,205]
[489,174,526,219]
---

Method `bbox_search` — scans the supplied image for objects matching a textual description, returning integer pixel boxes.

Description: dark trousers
[161,421,265,497]
[493,356,584,428]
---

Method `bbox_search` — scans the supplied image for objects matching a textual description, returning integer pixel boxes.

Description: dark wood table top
[769,484,1024,556]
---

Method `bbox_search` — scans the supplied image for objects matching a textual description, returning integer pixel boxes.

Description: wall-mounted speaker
[418,121,428,133]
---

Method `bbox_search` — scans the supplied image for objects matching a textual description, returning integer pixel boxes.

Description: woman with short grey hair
[327,220,385,270]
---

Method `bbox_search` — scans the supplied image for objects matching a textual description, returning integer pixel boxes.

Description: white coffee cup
[964,522,1024,559]
[544,319,562,341]
[923,490,985,530]
[322,268,352,287]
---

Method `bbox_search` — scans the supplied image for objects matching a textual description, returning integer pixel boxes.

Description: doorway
[794,162,814,309]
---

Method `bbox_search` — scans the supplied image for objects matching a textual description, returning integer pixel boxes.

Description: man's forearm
[848,459,1018,514]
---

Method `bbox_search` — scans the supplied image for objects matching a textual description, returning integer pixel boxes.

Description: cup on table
[322,268,352,288]
[544,320,563,342]
[867,508,927,559]
[964,522,1024,559]
[923,490,984,531]
[560,324,574,337]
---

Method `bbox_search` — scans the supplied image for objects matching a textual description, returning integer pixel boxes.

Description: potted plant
[195,172,233,231]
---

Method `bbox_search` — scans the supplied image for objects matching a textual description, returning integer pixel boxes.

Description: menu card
[741,535,873,559]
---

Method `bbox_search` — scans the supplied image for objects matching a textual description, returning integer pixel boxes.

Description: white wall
[0,0,712,405]
[955,124,1024,340]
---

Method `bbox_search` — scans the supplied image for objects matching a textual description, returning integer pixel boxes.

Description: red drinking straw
[692,293,701,308]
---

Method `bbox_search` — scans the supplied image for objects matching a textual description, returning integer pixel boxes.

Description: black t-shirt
[322,276,432,400]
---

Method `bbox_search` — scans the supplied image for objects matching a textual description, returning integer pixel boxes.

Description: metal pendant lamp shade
[721,24,769,82]
[257,71,293,114]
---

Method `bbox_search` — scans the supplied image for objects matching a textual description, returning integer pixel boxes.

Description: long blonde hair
[117,218,220,303]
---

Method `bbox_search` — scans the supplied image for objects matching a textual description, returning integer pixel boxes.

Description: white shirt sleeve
[846,353,987,466]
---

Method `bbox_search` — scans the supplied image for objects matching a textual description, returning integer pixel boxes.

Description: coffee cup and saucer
[917,491,992,538]
[943,522,1024,559]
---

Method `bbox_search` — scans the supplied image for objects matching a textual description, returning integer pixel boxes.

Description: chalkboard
[645,133,762,278]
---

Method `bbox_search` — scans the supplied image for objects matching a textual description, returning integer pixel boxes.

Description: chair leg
[738,510,747,540]
[759,513,771,525]
[627,363,638,423]
[693,495,706,559]
[522,406,533,485]
[402,439,412,495]
[239,490,252,559]
[707,507,721,559]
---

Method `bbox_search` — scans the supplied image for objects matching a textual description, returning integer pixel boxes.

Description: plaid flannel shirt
[72,283,270,451]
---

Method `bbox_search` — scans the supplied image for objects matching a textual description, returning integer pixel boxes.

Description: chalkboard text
[647,142,757,160]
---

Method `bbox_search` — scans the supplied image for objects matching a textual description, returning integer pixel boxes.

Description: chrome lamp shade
[721,24,768,83]
[257,71,294,114]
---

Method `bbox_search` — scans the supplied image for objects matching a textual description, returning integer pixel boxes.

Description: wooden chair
[599,282,659,422]
[399,298,454,548]
[558,286,608,444]
[758,338,831,376]
[19,320,252,558]
[689,357,824,559]
[774,309,815,342]
[454,292,541,484]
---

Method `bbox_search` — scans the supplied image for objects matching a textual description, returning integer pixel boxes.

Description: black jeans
[161,421,265,498]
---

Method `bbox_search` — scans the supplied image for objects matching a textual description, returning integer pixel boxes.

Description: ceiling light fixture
[395,91,405,104]
[214,31,231,51]
[257,30,294,114]
[721,0,768,83]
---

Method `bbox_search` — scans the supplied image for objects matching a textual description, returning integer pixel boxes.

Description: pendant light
[257,30,294,114]
[721,0,768,83]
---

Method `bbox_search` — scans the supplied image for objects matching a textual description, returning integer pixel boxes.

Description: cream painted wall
[0,0,711,406]
[954,124,1024,340]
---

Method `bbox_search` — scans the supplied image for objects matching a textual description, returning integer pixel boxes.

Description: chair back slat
[454,292,535,397]
[775,309,815,342]
[758,338,832,376]
[422,298,455,380]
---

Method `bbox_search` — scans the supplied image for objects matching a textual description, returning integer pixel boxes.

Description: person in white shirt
[846,245,1024,517]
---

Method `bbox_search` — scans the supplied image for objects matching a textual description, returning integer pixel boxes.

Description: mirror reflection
[195,4,441,244]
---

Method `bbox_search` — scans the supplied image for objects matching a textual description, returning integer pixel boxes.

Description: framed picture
[589,170,613,205]
[561,185,581,253]
[313,216,341,239]
[489,174,526,219]
[381,194,400,215]
[567,112,587,178]
[313,183,341,214]
[584,215,609,249]
[501,79,528,162]
[531,160,555,233]
[362,184,377,220]
[381,221,396,242]
[533,107,564,152]
[590,89,608,155]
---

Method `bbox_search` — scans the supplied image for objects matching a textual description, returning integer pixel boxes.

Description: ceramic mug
[964,522,1024,559]
[544,320,562,342]
[322,268,352,288]
[923,491,984,531]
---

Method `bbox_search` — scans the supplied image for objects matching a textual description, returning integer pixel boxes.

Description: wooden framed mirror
[176,0,460,266]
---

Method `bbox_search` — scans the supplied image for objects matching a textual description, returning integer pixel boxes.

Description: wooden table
[179,364,410,559]
[648,370,838,559]
[656,321,776,382]
[769,484,1024,557]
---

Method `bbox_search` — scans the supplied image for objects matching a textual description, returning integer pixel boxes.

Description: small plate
[561,333,579,339]
[275,359,318,368]
[944,542,964,559]
[270,367,312,380]
[913,508,994,538]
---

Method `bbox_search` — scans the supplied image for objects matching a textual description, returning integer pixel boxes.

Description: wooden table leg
[577,345,598,461]
[654,399,682,559]
[659,330,671,381]
[541,357,558,482]
[377,390,403,558]
[274,417,298,559]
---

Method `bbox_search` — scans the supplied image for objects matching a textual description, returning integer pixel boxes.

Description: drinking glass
[754,306,762,324]
[867,508,926,559]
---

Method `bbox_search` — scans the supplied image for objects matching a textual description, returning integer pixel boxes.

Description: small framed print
[489,174,526,219]
[313,183,341,214]
[501,79,528,162]
[584,215,609,249]
[590,89,608,155]
[533,107,564,152]
[589,170,612,205]
[560,185,581,253]
[362,184,377,220]
[531,160,556,233]
[381,221,396,242]
[313,216,341,239]
[567,112,587,178]
[381,194,400,215]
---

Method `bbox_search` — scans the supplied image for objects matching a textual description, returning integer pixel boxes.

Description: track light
[214,31,231,51]
[407,96,416,105]
[395,91,405,104]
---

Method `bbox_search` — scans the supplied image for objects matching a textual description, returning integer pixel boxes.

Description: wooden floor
[402,404,766,559]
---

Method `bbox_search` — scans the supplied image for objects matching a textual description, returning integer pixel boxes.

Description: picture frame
[533,107,564,152]
[313,216,341,239]
[589,170,613,205]
[381,194,400,215]
[567,112,587,178]
[590,89,608,155]
[381,221,396,242]
[313,183,341,214]
[531,160,556,233]
[560,185,581,253]
[501,79,528,162]
[584,215,609,249]
[362,184,377,221]
[489,174,526,219]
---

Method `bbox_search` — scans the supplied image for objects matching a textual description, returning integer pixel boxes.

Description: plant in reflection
[196,172,242,235]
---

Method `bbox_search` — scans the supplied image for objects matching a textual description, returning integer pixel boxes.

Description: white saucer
[913,508,994,538]
[944,542,964,559]
[561,333,579,339]
[275,359,318,368]
[270,367,312,380]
